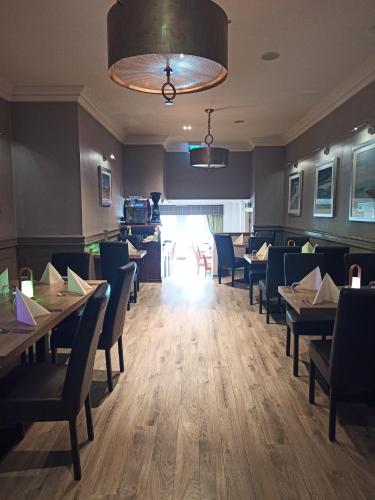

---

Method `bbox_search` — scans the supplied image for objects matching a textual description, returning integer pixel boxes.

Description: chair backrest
[248,236,274,252]
[214,234,235,268]
[344,253,375,286]
[266,246,301,297]
[63,283,110,415]
[284,253,325,286]
[284,236,310,247]
[314,246,349,285]
[254,230,275,245]
[99,263,136,350]
[51,252,90,279]
[330,288,375,392]
[100,241,129,285]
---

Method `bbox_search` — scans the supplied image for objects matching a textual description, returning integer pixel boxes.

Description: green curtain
[206,214,223,234]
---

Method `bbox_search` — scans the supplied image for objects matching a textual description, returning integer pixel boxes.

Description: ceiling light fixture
[261,51,280,61]
[190,109,229,170]
[183,125,192,131]
[107,0,229,106]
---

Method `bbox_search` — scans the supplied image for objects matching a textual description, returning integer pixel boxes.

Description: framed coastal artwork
[350,141,375,222]
[313,158,337,218]
[288,171,303,216]
[99,166,112,206]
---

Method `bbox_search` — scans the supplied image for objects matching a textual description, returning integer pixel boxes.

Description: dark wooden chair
[344,253,375,286]
[51,252,90,279]
[309,287,375,441]
[0,283,110,480]
[259,246,300,323]
[51,263,136,392]
[246,237,273,305]
[284,253,334,376]
[214,234,245,287]
[313,245,349,285]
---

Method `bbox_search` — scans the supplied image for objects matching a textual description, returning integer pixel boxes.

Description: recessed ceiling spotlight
[183,125,192,131]
[234,120,245,124]
[261,51,280,61]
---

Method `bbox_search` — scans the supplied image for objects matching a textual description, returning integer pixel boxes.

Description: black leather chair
[254,230,276,245]
[284,236,310,247]
[309,288,375,441]
[0,283,110,480]
[51,252,90,279]
[51,263,136,392]
[344,253,375,286]
[214,234,246,287]
[314,245,349,285]
[99,240,136,304]
[259,246,300,323]
[246,237,274,305]
[284,253,334,376]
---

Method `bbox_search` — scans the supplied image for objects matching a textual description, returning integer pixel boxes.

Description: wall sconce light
[368,124,375,135]
[102,155,108,162]
[287,161,299,169]
[110,154,116,160]
[323,147,330,155]
[350,121,371,133]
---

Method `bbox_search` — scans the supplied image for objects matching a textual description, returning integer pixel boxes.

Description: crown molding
[124,134,168,146]
[0,77,13,101]
[251,135,285,147]
[283,54,375,145]
[12,84,84,101]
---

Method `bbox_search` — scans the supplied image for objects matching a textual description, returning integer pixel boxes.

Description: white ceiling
[0,0,375,150]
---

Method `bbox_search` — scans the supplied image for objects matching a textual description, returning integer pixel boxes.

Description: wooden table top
[278,285,337,317]
[0,280,103,368]
[92,250,147,261]
[244,253,268,265]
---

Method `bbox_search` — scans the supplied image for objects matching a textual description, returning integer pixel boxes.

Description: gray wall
[11,102,82,237]
[252,147,285,227]
[123,145,165,197]
[284,81,375,251]
[0,97,17,276]
[165,151,252,199]
[78,106,124,237]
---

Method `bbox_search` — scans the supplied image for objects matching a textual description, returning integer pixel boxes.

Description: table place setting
[253,242,271,261]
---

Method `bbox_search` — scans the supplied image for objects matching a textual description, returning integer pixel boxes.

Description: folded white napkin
[261,244,271,261]
[295,266,322,291]
[0,267,9,295]
[256,242,268,259]
[40,262,64,285]
[313,273,340,305]
[301,242,314,254]
[312,244,318,253]
[233,234,244,246]
[67,268,91,295]
[143,235,154,243]
[128,241,138,255]
[16,288,51,326]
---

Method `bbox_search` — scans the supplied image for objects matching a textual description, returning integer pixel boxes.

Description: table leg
[35,335,48,363]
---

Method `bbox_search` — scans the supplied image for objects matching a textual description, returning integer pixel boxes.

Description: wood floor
[0,274,374,499]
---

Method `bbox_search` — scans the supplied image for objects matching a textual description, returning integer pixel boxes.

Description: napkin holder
[348,264,362,289]
[287,240,295,247]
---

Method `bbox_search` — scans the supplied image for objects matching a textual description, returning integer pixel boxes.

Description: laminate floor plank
[0,277,374,500]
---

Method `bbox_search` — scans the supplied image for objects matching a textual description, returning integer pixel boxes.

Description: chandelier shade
[190,147,229,169]
[107,0,228,99]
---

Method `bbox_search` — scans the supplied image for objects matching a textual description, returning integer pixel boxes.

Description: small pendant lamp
[107,0,229,106]
[190,109,229,170]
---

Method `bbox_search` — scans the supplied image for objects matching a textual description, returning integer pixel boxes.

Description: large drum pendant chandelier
[107,0,229,106]
[190,109,229,170]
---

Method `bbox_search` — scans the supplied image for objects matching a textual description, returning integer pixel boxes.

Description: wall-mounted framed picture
[350,141,375,222]
[288,171,303,216]
[313,158,337,218]
[99,166,112,207]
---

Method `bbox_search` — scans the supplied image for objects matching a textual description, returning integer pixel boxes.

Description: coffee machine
[150,192,161,223]
[123,197,151,224]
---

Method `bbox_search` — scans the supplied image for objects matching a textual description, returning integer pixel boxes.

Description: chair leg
[84,394,94,441]
[259,289,263,314]
[266,296,270,324]
[329,389,337,441]
[127,300,130,311]
[28,346,34,363]
[231,267,235,287]
[286,326,291,356]
[51,347,57,364]
[118,336,125,373]
[293,334,299,377]
[105,349,113,392]
[21,352,27,364]
[69,418,82,480]
[309,360,316,404]
[218,268,222,284]
[133,281,138,303]
[249,279,254,305]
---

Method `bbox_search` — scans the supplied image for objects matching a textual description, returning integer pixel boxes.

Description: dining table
[0,280,104,369]
[244,253,268,266]
[278,285,337,320]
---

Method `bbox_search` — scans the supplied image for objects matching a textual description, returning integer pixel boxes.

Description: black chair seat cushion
[286,309,334,336]
[309,339,332,381]
[0,364,68,423]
